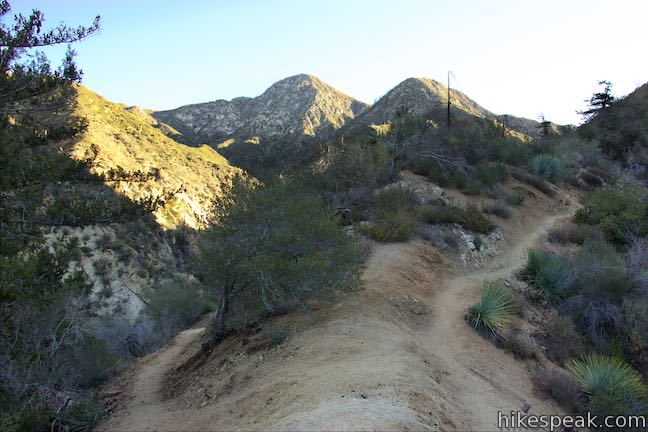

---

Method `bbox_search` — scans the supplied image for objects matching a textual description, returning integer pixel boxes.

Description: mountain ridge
[341,77,560,139]
[152,74,369,145]
[153,74,561,148]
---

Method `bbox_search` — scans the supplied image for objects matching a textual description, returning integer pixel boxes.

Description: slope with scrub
[97,172,577,431]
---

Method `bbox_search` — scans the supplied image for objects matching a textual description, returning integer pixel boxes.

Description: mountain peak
[275,73,321,83]
[345,76,492,127]
[403,76,444,86]
[153,75,368,144]
[260,73,327,97]
[263,74,358,101]
[341,76,552,139]
[391,77,462,104]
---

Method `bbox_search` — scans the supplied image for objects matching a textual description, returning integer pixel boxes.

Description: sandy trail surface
[98,205,572,431]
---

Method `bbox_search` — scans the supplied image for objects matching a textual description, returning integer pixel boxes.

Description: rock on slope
[152,74,369,145]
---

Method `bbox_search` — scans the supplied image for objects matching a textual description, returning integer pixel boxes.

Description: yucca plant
[530,154,564,182]
[57,397,105,432]
[467,281,518,335]
[566,354,647,402]
[522,249,570,301]
[523,248,550,278]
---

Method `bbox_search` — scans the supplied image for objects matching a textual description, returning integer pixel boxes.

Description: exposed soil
[98,185,577,431]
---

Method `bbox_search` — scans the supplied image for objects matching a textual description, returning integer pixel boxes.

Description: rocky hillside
[16,85,245,324]
[579,81,648,181]
[69,86,243,228]
[341,77,559,139]
[152,74,368,145]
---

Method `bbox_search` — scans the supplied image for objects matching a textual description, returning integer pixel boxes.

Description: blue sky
[8,0,648,124]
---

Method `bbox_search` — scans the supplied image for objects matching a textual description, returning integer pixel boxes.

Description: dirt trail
[98,327,206,431]
[99,208,573,431]
[419,212,569,431]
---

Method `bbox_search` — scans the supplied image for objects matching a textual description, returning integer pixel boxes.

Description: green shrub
[57,397,104,432]
[544,315,585,365]
[69,337,118,388]
[574,183,648,244]
[530,154,564,181]
[146,280,212,331]
[531,366,586,414]
[548,223,605,245]
[462,178,484,196]
[426,162,451,187]
[588,391,648,430]
[373,186,418,212]
[492,139,531,166]
[361,208,416,242]
[570,241,630,301]
[626,238,648,294]
[503,328,541,360]
[427,162,504,196]
[449,171,470,190]
[503,187,526,206]
[92,258,112,277]
[198,178,365,341]
[555,242,630,351]
[522,249,571,301]
[419,204,495,234]
[524,240,627,352]
[566,354,647,402]
[484,200,512,219]
[522,247,556,277]
[426,163,473,192]
[95,233,112,249]
[114,245,133,263]
[0,404,52,432]
[361,186,419,242]
[266,325,291,346]
[319,141,391,190]
[459,205,496,234]
[623,298,648,365]
[475,162,508,187]
[467,281,518,335]
[510,170,556,196]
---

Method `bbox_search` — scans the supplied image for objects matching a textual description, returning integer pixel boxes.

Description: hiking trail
[98,200,574,431]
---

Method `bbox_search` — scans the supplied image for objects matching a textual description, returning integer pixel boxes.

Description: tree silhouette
[578,80,615,121]
[0,0,100,109]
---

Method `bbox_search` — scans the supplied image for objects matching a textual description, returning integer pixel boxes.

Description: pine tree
[0,0,100,108]
[579,80,615,120]
[1,4,108,430]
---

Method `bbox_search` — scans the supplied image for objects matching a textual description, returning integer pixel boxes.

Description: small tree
[198,177,365,342]
[579,80,615,121]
